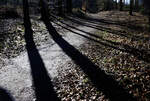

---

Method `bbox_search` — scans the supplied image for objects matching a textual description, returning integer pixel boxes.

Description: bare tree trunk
[82,0,87,13]
[129,0,133,15]
[143,0,150,32]
[66,0,72,13]
[120,0,123,11]
[135,0,139,11]
[39,0,50,21]
[58,0,63,16]
[115,0,118,9]
[23,0,32,32]
[148,12,150,32]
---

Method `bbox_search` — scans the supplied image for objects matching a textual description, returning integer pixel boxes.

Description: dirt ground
[0,11,150,101]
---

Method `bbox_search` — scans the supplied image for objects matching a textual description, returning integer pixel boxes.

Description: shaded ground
[0,11,150,101]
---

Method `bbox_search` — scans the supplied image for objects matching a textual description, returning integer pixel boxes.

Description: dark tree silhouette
[143,0,150,31]
[115,0,118,9]
[135,0,139,11]
[23,0,60,101]
[129,0,133,15]
[66,0,72,13]
[39,0,50,21]
[58,0,63,16]
[120,0,123,11]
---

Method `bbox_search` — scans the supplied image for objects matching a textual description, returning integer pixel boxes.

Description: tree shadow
[41,13,136,101]
[61,15,148,41]
[23,0,60,101]
[66,13,147,32]
[51,19,150,63]
[0,87,14,101]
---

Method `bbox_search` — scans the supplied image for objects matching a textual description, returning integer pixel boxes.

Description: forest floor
[0,11,150,101]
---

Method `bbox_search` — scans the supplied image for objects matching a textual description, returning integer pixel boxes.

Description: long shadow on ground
[0,87,14,101]
[41,12,136,101]
[65,14,146,32]
[23,0,60,101]
[62,15,148,41]
[51,20,150,63]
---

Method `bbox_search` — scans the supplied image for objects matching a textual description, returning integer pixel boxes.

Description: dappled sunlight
[0,0,150,101]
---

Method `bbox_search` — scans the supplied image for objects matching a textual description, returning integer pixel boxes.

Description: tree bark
[143,0,150,31]
[39,0,50,21]
[120,0,123,11]
[129,0,133,15]
[82,0,87,12]
[23,0,32,31]
[115,0,118,9]
[135,0,139,11]
[148,12,150,32]
[66,0,72,13]
[58,0,63,16]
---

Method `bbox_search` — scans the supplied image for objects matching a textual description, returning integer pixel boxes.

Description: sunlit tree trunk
[82,0,87,12]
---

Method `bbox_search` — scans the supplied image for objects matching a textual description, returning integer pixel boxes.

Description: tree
[82,0,87,12]
[66,0,72,13]
[143,0,150,31]
[129,0,133,15]
[120,0,123,11]
[58,0,63,15]
[135,0,139,11]
[23,0,31,32]
[115,0,118,9]
[87,0,102,13]
[39,0,49,21]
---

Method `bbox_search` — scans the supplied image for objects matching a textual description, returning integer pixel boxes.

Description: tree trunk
[129,0,133,15]
[66,0,72,13]
[39,0,50,21]
[115,0,118,9]
[143,0,150,31]
[120,0,123,11]
[135,0,139,11]
[23,0,32,31]
[82,0,87,12]
[148,12,150,32]
[58,0,63,16]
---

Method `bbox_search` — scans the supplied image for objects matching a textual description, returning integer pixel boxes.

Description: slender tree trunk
[135,0,139,11]
[58,0,62,16]
[143,0,150,31]
[148,12,150,32]
[129,0,133,15]
[23,0,32,32]
[115,0,118,9]
[120,0,123,11]
[66,0,72,13]
[39,0,50,21]
[82,0,87,12]
[105,0,110,10]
